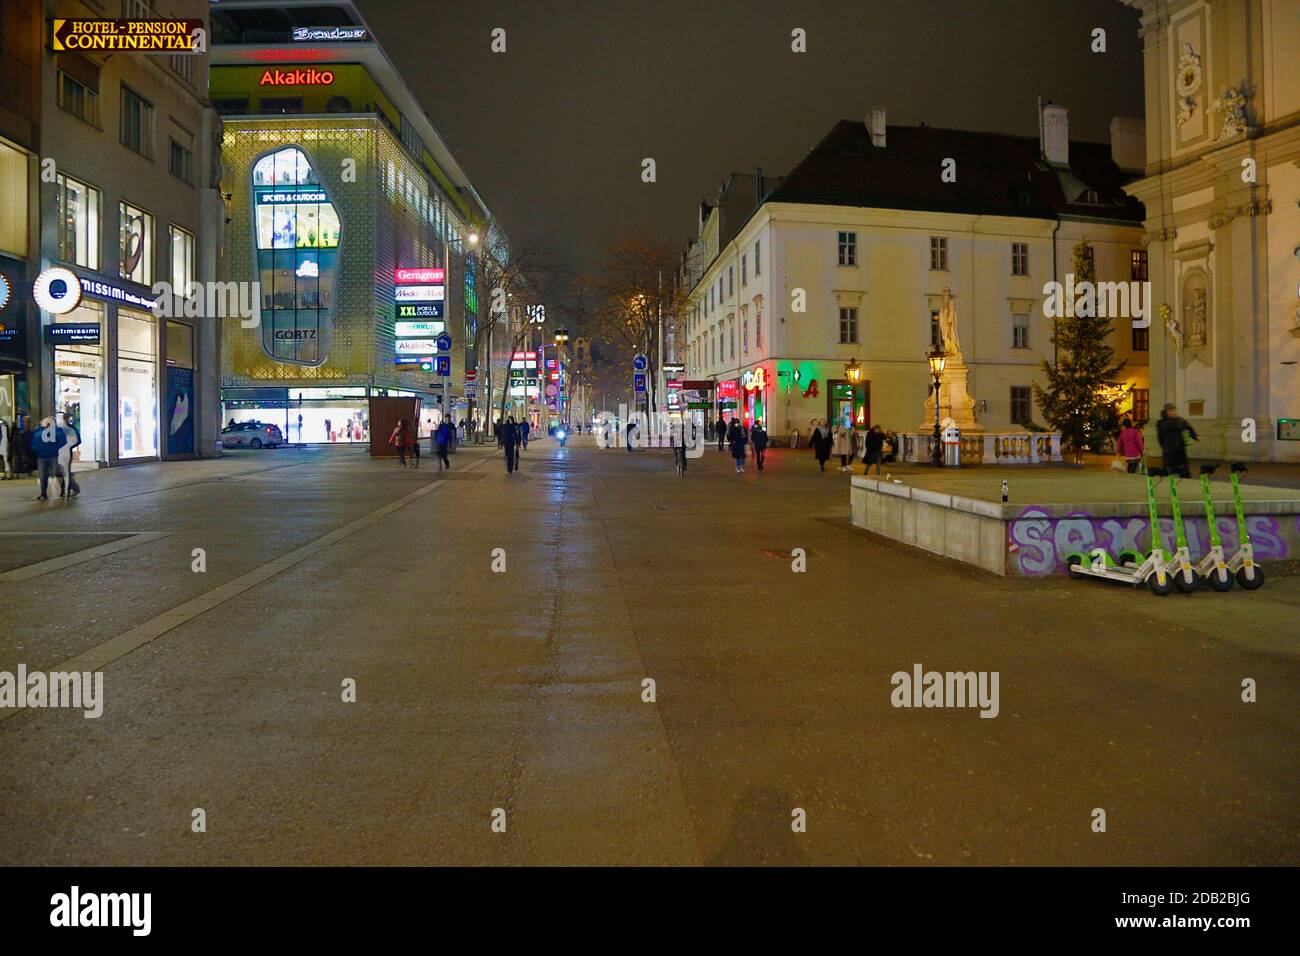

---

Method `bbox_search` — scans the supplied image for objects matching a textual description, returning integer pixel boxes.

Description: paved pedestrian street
[0,437,1296,866]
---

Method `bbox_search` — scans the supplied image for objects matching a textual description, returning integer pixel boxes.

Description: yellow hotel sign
[51,19,205,52]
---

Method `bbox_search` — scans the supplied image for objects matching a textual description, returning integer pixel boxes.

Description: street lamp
[844,357,863,384]
[927,345,947,467]
[467,231,479,246]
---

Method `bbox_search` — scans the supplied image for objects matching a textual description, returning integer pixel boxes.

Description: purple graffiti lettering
[1009,508,1055,576]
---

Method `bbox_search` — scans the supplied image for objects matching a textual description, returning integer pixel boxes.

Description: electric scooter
[1152,467,1200,593]
[1226,462,1265,589]
[1066,468,1173,595]
[1192,463,1233,590]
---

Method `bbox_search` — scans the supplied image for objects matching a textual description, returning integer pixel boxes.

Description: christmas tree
[1032,237,1127,462]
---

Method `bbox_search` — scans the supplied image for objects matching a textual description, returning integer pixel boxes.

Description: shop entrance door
[56,372,104,464]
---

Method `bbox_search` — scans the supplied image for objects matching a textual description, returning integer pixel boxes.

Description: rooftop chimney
[1040,101,1069,167]
[1109,117,1146,172]
[869,108,886,148]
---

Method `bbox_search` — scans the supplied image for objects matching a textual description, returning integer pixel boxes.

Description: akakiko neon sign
[259,68,335,87]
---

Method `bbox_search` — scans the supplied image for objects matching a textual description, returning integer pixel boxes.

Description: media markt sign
[51,19,206,52]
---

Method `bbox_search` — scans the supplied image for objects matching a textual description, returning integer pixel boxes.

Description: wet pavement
[0,436,1296,865]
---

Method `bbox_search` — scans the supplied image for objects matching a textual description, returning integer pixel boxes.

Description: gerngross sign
[51,19,205,52]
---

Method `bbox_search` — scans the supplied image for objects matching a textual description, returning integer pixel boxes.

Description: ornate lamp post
[844,357,863,384]
[927,345,946,467]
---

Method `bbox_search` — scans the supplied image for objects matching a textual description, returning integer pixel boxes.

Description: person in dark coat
[715,416,727,452]
[810,419,833,472]
[749,419,769,472]
[388,418,411,467]
[434,418,454,470]
[519,419,531,451]
[728,418,748,473]
[501,416,520,473]
[862,424,886,476]
[1156,403,1197,478]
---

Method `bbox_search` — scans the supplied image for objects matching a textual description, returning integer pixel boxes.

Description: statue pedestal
[921,357,981,433]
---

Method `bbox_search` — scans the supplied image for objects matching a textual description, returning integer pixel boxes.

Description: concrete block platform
[850,470,1300,577]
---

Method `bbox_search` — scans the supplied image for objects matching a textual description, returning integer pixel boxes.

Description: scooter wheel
[1118,550,1142,567]
[1066,554,1084,577]
[1236,565,1265,590]
[1146,573,1173,596]
[1173,568,1200,593]
[1207,567,1233,592]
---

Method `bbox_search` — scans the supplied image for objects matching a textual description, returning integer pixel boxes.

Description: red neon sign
[394,267,445,285]
[716,380,739,398]
[259,67,335,86]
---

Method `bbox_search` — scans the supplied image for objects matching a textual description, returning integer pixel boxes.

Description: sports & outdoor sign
[51,18,205,52]
[396,303,443,319]
[32,267,83,315]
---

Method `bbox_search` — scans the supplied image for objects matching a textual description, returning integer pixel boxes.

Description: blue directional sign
[633,372,647,393]
[436,332,452,352]
[632,354,648,372]
[436,356,451,376]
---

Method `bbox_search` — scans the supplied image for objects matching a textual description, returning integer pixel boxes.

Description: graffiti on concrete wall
[1006,508,1292,576]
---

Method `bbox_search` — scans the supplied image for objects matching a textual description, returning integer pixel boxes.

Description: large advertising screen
[252,146,341,366]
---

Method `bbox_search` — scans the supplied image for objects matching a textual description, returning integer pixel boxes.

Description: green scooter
[1226,463,1265,589]
[1192,463,1233,590]
[1068,467,1173,596]
[1148,467,1199,593]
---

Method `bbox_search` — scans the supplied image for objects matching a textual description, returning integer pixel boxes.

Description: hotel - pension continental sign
[51,19,206,52]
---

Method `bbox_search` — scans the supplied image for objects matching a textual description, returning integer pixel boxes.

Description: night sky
[365,0,1145,277]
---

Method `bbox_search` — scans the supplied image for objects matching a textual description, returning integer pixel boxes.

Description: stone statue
[937,288,961,356]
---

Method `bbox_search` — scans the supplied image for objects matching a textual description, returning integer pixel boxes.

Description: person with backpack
[389,418,411,468]
[1157,403,1197,478]
[749,419,769,472]
[30,417,67,501]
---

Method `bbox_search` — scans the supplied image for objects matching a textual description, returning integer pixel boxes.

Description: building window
[741,254,747,286]
[261,97,304,114]
[122,0,157,17]
[837,231,856,266]
[742,317,749,354]
[119,201,154,285]
[169,224,194,291]
[120,85,155,159]
[929,309,941,348]
[55,174,101,269]
[1012,312,1029,349]
[169,52,194,86]
[169,138,193,184]
[1131,249,1148,281]
[1131,388,1150,424]
[729,319,735,359]
[929,236,948,271]
[1011,242,1029,276]
[839,306,859,344]
[1010,386,1033,426]
[756,308,763,349]
[755,239,761,275]
[117,308,159,460]
[1132,325,1149,351]
[728,266,733,296]
[57,70,100,126]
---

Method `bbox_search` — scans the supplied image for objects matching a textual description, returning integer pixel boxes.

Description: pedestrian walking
[1157,403,1197,478]
[501,416,520,473]
[626,419,637,453]
[389,418,411,467]
[0,416,14,480]
[715,416,727,452]
[56,412,81,498]
[810,419,833,472]
[519,419,531,451]
[1115,418,1145,473]
[861,424,885,476]
[434,417,454,470]
[750,419,768,472]
[494,418,503,447]
[833,423,853,471]
[728,418,748,472]
[30,417,66,501]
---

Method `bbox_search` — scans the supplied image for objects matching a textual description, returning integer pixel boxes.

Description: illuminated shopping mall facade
[211,1,491,443]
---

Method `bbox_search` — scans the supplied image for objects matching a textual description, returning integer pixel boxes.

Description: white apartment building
[681,107,1151,442]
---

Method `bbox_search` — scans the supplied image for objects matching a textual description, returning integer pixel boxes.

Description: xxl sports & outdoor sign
[51,19,205,52]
